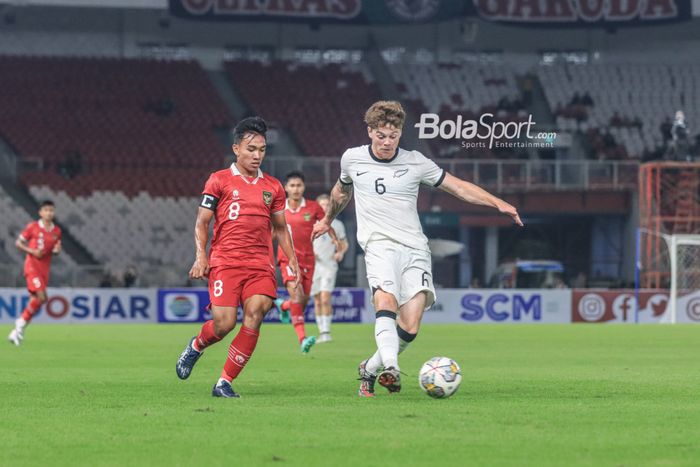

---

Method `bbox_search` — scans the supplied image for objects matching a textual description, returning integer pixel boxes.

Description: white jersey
[339,145,445,252]
[313,218,346,268]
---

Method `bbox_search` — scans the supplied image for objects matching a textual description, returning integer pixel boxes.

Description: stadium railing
[262,157,639,192]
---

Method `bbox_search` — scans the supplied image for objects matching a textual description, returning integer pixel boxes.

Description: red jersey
[277,198,325,266]
[20,220,62,276]
[201,164,286,271]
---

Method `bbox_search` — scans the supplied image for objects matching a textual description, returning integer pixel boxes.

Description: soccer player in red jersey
[275,171,337,353]
[8,200,62,346]
[175,117,299,398]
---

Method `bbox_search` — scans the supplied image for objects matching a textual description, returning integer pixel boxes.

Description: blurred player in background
[8,200,62,346]
[310,193,348,343]
[312,101,523,397]
[275,171,337,353]
[175,117,299,398]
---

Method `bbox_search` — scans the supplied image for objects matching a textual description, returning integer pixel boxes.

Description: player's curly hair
[232,116,267,144]
[364,101,406,130]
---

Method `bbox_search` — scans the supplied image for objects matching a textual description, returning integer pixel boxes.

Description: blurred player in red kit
[175,117,299,398]
[8,200,62,346]
[275,171,337,354]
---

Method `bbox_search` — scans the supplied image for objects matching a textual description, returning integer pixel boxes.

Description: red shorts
[25,271,48,294]
[208,266,277,308]
[279,260,314,296]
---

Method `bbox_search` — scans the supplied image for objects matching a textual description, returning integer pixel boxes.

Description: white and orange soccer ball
[418,357,462,399]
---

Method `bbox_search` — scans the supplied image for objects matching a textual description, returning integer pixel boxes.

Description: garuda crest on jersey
[262,191,273,206]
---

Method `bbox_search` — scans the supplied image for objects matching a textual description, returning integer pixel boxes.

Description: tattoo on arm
[326,181,353,221]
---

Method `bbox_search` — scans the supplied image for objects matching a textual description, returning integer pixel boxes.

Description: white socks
[316,314,333,335]
[374,311,399,370]
[366,322,418,375]
[15,318,26,331]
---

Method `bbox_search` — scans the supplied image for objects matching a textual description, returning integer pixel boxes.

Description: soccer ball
[418,357,462,399]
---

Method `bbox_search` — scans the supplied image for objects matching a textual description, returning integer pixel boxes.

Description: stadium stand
[28,185,197,284]
[0,55,230,196]
[386,58,529,158]
[0,185,34,266]
[538,62,700,160]
[0,184,76,288]
[224,58,381,158]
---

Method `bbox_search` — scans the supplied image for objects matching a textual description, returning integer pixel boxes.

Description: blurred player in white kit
[310,194,348,343]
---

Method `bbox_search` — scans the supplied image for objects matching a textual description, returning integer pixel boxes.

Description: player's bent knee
[211,308,237,335]
[242,310,265,330]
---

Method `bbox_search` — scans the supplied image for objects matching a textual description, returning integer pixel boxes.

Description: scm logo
[460,293,542,322]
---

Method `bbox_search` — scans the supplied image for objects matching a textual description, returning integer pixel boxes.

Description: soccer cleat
[317,333,332,344]
[176,337,202,380]
[377,366,402,393]
[7,329,22,347]
[357,360,376,397]
[300,335,316,354]
[212,380,240,398]
[275,298,291,324]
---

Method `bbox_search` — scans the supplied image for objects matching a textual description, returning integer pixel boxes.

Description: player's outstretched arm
[52,240,62,255]
[439,173,523,226]
[272,212,300,291]
[312,180,353,239]
[189,207,214,280]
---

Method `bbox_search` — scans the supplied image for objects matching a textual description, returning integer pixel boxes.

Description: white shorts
[310,262,338,296]
[364,238,436,308]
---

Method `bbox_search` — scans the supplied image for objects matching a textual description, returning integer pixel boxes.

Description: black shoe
[176,337,202,380]
[377,367,402,393]
[212,379,240,398]
[357,359,377,397]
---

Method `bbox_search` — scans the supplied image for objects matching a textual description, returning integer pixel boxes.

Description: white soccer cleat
[317,333,332,344]
[8,329,23,346]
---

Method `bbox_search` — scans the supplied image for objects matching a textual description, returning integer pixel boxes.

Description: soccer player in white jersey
[312,101,523,397]
[311,194,349,343]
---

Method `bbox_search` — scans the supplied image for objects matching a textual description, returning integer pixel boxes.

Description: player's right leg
[176,267,239,380]
[359,240,403,395]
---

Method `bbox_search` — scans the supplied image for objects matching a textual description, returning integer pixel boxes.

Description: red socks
[221,326,260,381]
[194,320,223,352]
[21,298,42,322]
[290,302,306,343]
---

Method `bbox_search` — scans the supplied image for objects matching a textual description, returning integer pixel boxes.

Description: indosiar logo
[164,293,199,321]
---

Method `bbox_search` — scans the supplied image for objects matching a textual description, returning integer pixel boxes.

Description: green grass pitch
[2,323,700,466]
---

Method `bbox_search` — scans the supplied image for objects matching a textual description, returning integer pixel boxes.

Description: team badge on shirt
[304,213,311,221]
[262,191,273,206]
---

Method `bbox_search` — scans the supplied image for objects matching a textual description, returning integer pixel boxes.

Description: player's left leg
[213,271,277,398]
[213,294,272,398]
[315,291,333,343]
[10,288,47,345]
[285,265,315,353]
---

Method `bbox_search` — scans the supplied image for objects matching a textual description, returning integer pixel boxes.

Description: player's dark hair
[285,171,305,183]
[232,116,267,145]
[39,200,54,208]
